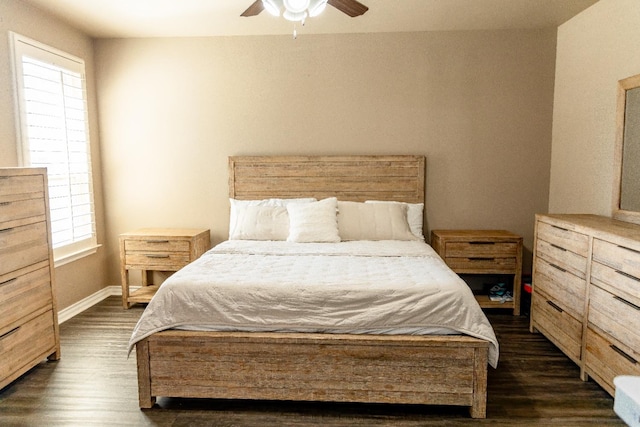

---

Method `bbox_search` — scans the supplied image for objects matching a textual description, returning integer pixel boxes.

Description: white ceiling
[21,0,599,38]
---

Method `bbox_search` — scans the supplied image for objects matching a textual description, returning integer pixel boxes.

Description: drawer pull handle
[0,278,17,287]
[145,254,170,259]
[610,344,638,365]
[0,327,20,340]
[549,263,567,273]
[550,243,567,252]
[146,240,170,244]
[546,300,563,313]
[616,270,640,283]
[469,241,495,245]
[551,225,569,232]
[617,245,640,255]
[469,257,495,261]
[614,295,640,311]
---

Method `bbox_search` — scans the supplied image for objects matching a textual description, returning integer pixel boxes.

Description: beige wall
[549,0,640,215]
[96,29,557,278]
[0,0,109,309]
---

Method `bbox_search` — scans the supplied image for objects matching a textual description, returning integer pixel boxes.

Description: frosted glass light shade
[262,0,281,16]
[309,0,328,17]
[284,0,311,13]
[283,10,308,22]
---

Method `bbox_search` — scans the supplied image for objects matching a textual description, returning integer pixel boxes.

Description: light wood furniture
[531,214,640,396]
[0,167,60,390]
[135,155,491,418]
[431,230,523,315]
[120,228,210,308]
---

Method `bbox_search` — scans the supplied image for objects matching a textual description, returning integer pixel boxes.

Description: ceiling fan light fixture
[283,9,308,22]
[308,0,328,17]
[262,0,281,16]
[283,0,311,14]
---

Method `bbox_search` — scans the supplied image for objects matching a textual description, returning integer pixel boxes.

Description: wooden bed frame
[135,155,490,418]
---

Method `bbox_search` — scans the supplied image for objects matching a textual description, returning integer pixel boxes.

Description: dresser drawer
[125,252,191,270]
[445,241,518,258]
[0,265,52,333]
[592,239,640,284]
[591,261,640,306]
[0,222,49,276]
[588,285,640,352]
[124,239,191,253]
[0,197,46,226]
[0,174,44,198]
[535,238,588,279]
[533,257,586,318]
[537,220,590,256]
[532,291,582,362]
[0,309,56,384]
[585,327,640,395]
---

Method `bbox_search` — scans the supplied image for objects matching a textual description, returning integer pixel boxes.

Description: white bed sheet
[128,240,499,367]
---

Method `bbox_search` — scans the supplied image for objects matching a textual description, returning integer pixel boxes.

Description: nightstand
[431,229,523,315]
[120,228,210,309]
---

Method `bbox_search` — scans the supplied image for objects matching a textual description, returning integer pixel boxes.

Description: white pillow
[229,198,316,240]
[229,205,289,240]
[338,201,417,241]
[365,200,425,240]
[286,197,340,243]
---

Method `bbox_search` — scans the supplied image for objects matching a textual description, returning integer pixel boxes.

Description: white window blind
[10,33,98,265]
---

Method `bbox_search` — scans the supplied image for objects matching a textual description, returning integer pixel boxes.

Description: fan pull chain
[292,18,305,39]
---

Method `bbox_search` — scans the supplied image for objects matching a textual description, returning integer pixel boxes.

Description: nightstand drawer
[0,222,49,277]
[125,252,191,270]
[585,327,640,395]
[537,220,589,256]
[124,239,191,253]
[445,241,518,258]
[588,285,640,352]
[533,257,586,318]
[532,291,582,362]
[0,309,56,383]
[445,256,516,273]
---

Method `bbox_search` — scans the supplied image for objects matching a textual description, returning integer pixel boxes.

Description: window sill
[54,244,102,268]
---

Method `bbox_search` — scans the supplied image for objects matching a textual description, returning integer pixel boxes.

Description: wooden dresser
[0,168,60,390]
[120,228,210,308]
[431,229,523,315]
[531,214,640,395]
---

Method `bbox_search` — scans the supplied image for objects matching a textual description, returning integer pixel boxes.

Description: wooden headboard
[229,155,425,203]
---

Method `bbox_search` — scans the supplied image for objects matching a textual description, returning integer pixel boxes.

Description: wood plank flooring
[0,297,624,426]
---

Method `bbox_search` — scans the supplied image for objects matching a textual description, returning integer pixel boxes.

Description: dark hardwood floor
[0,296,624,426]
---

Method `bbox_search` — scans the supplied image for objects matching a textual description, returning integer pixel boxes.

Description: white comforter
[128,240,499,367]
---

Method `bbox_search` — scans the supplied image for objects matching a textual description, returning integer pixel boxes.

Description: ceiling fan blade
[327,0,369,17]
[241,0,264,17]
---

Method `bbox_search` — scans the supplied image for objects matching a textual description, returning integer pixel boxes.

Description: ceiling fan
[241,0,369,21]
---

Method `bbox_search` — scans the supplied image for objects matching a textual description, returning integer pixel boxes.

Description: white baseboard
[58,285,123,324]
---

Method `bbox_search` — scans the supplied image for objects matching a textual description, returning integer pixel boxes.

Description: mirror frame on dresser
[612,72,640,225]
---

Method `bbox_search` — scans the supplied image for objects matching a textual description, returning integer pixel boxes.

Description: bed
[130,155,498,418]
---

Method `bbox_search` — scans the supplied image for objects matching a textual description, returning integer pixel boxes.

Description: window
[10,32,98,266]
